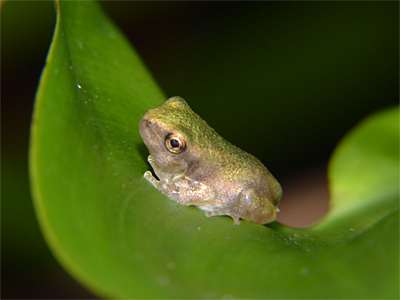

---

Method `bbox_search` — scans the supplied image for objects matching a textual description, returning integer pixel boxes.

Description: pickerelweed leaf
[30,0,399,298]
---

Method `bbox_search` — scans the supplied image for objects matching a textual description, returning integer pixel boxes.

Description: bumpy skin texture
[139,96,282,224]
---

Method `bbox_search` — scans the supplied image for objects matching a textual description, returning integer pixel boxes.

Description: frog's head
[139,97,201,180]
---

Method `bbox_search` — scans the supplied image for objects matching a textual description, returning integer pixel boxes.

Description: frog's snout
[139,115,152,135]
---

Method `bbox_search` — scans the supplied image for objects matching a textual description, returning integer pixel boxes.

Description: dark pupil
[170,139,180,148]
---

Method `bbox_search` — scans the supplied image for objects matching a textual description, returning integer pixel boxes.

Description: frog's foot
[203,209,241,225]
[144,170,159,185]
[144,171,177,194]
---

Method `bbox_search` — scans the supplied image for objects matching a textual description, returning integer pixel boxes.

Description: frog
[138,96,282,225]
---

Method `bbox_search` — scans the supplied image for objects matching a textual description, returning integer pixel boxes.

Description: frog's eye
[165,133,186,154]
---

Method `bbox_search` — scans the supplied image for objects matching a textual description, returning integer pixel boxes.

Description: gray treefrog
[138,96,282,225]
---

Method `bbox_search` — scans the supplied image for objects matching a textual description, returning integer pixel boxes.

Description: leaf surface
[30,1,399,298]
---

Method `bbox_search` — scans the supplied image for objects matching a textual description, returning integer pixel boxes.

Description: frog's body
[139,96,282,224]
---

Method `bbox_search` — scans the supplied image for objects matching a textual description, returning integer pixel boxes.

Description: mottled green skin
[139,96,282,224]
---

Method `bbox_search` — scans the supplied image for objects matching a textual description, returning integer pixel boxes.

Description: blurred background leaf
[2,0,398,298]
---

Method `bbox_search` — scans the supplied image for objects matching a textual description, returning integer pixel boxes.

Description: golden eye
[165,133,186,153]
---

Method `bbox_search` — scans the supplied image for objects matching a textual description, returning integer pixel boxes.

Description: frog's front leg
[144,171,216,205]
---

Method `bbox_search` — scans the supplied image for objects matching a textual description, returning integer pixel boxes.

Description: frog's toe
[231,215,241,225]
[203,211,213,217]
[144,170,158,183]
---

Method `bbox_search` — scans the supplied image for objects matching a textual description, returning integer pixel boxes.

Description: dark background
[2,1,398,298]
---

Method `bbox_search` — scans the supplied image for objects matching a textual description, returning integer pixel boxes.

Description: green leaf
[30,0,399,298]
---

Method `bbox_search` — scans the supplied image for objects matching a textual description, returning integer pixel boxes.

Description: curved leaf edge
[28,1,119,298]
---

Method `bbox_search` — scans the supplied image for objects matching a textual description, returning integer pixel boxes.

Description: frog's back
[194,133,281,204]
[224,143,281,200]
